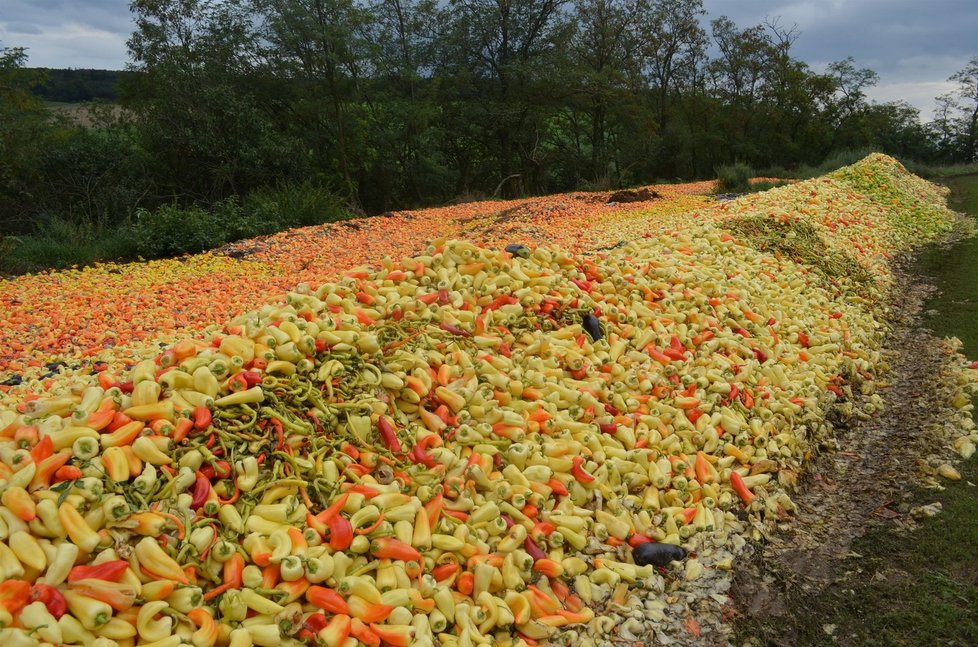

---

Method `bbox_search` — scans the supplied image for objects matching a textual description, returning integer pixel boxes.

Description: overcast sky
[1,0,975,120]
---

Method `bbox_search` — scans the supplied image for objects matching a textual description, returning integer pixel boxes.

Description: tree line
[2,0,977,237]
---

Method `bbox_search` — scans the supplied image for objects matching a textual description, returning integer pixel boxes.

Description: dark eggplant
[504,243,530,258]
[582,314,603,341]
[1,374,22,387]
[632,542,687,567]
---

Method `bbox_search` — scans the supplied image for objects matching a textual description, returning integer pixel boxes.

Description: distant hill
[28,68,133,103]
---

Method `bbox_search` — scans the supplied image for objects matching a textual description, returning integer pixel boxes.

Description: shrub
[134,202,227,258]
[245,182,350,229]
[716,163,754,193]
[0,216,138,274]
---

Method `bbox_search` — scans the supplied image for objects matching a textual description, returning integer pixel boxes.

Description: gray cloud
[4,22,44,35]
[0,0,131,68]
[701,0,978,118]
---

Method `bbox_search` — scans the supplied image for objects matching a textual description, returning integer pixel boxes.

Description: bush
[134,201,229,259]
[716,163,754,193]
[133,185,352,261]
[245,182,351,229]
[0,216,138,274]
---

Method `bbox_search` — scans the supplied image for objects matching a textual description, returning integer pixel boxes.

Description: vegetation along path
[733,174,978,647]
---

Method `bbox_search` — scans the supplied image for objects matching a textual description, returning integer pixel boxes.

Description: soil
[607,187,663,203]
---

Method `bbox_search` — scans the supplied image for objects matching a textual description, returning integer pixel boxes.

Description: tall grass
[0,217,137,275]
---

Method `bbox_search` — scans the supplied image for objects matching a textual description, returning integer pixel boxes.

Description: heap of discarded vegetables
[0,154,975,647]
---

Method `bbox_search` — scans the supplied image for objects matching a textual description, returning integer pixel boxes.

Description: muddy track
[731,236,970,645]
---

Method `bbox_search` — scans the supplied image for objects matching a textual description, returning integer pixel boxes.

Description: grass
[0,217,138,275]
[907,162,978,179]
[737,173,978,647]
[918,174,978,355]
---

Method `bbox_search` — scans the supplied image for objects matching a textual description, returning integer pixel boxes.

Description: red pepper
[741,390,754,408]
[30,583,67,618]
[686,408,703,423]
[438,289,450,305]
[303,611,331,633]
[570,456,595,483]
[307,587,349,615]
[752,348,768,363]
[410,445,436,468]
[29,435,54,463]
[730,471,755,505]
[193,405,212,431]
[68,560,130,583]
[431,563,460,582]
[226,373,249,393]
[523,537,547,562]
[797,331,810,347]
[570,278,592,292]
[663,348,685,361]
[371,537,422,562]
[598,422,617,435]
[485,294,518,311]
[327,515,353,551]
[316,493,351,523]
[191,471,212,510]
[439,322,471,338]
[0,580,31,615]
[212,460,232,478]
[377,416,402,454]
[547,478,568,497]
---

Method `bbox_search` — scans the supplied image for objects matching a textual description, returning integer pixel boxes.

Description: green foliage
[135,199,245,259]
[36,124,151,225]
[0,47,54,232]
[133,185,351,260]
[245,182,352,230]
[29,68,126,102]
[716,163,754,193]
[0,217,138,274]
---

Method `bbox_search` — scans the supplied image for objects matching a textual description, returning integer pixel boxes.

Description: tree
[255,0,375,198]
[948,56,978,163]
[438,0,568,196]
[126,0,299,202]
[635,0,706,132]
[566,0,640,183]
[0,47,52,232]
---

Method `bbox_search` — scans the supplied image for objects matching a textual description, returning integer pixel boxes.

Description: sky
[1,0,975,120]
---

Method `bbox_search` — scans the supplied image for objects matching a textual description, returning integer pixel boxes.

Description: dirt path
[731,241,974,645]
